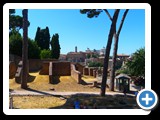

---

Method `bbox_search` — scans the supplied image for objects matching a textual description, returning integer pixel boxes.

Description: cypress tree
[51,33,60,59]
[35,26,50,50]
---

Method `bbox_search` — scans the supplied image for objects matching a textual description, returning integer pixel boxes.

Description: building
[66,47,86,62]
[59,54,67,61]
[117,54,130,61]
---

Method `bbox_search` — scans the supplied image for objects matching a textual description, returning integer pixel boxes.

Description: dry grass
[9,72,101,92]
[9,72,138,109]
[12,95,66,109]
[11,94,138,109]
[81,75,97,82]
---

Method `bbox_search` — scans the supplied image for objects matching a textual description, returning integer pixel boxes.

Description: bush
[40,49,52,59]
[9,32,22,57]
[28,39,41,59]
[88,62,103,67]
[9,32,41,59]
[116,68,131,75]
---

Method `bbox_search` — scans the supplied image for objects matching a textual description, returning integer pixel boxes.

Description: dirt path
[10,90,135,97]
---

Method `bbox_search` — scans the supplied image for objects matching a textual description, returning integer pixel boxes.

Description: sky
[15,9,145,55]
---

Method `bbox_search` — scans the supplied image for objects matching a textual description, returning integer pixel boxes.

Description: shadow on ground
[15,74,36,84]
[49,76,60,84]
[49,93,139,109]
[25,87,65,98]
[80,79,88,85]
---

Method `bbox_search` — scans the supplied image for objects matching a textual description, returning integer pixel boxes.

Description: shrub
[40,49,52,59]
[88,62,103,67]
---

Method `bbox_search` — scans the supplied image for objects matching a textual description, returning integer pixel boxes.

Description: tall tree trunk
[100,9,120,96]
[109,9,129,91]
[110,34,118,91]
[21,9,28,89]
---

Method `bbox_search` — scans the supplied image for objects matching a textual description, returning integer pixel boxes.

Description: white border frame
[3,3,151,115]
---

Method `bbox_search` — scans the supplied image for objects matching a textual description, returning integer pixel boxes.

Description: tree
[28,39,41,59]
[110,9,129,91]
[21,9,28,89]
[35,27,50,50]
[50,33,61,59]
[44,27,50,50]
[10,36,41,59]
[126,48,145,77]
[9,30,22,56]
[80,9,120,96]
[35,27,41,47]
[9,9,30,32]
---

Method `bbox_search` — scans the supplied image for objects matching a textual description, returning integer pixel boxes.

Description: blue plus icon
[137,89,158,110]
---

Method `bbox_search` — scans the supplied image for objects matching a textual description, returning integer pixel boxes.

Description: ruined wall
[39,62,49,75]
[83,68,89,75]
[9,61,17,79]
[71,64,82,84]
[52,62,71,76]
[75,63,84,74]
[29,59,42,72]
[40,61,71,76]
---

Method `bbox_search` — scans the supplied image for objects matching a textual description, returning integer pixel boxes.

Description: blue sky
[16,9,145,55]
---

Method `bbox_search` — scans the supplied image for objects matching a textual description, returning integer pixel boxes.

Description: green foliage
[50,33,61,59]
[86,54,91,59]
[126,48,145,77]
[9,9,30,32]
[116,68,131,75]
[80,9,103,18]
[92,54,99,58]
[9,31,40,59]
[35,27,50,50]
[40,49,52,59]
[88,62,103,67]
[9,31,22,57]
[28,39,41,59]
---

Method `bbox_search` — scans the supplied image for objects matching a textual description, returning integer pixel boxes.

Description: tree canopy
[9,9,30,32]
[126,48,145,77]
[50,33,61,59]
[35,27,50,50]
[9,31,40,59]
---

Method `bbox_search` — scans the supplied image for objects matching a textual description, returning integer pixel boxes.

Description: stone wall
[9,54,21,66]
[71,64,82,84]
[15,61,23,83]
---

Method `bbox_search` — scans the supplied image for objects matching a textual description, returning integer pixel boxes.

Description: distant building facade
[66,47,86,62]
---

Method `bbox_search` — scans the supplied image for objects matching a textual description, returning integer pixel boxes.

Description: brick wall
[83,68,89,75]
[75,63,84,74]
[40,61,71,76]
[29,59,42,72]
[9,61,17,79]
[39,62,49,75]
[52,62,71,76]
